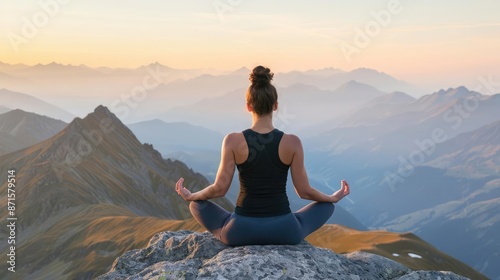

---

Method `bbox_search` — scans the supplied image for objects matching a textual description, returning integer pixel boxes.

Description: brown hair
[246,65,278,116]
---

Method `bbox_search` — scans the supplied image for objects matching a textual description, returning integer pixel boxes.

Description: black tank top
[235,129,291,217]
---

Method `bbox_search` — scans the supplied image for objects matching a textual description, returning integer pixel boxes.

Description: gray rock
[95,231,469,280]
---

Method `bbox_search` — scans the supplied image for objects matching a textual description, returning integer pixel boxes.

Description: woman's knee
[323,202,335,216]
[189,200,212,212]
[311,202,335,216]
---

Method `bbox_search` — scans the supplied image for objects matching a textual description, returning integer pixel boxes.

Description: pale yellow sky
[1,1,499,91]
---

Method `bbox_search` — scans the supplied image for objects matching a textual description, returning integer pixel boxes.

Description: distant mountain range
[160,80,393,134]
[0,61,428,122]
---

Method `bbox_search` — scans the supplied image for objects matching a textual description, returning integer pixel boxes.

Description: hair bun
[250,66,274,86]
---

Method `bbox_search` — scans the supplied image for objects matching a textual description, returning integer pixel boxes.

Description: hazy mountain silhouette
[161,81,391,134]
[332,80,386,101]
[275,67,424,96]
[364,91,416,107]
[0,89,75,122]
[0,62,426,123]
[415,86,482,108]
[304,67,344,76]
[231,66,251,75]
[161,87,248,133]
[0,105,10,114]
[0,105,233,279]
[0,109,67,155]
[0,62,216,117]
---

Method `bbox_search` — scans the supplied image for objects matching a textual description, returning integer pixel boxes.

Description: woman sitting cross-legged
[176,65,350,246]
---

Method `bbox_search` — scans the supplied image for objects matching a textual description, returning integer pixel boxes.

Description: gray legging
[189,200,335,246]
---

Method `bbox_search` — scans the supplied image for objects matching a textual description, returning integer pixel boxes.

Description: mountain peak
[44,105,142,166]
[444,86,476,98]
[140,62,173,71]
[417,86,483,107]
[345,80,364,86]
[232,66,250,75]
[365,91,416,107]
[335,80,380,92]
[92,105,115,118]
[33,62,66,68]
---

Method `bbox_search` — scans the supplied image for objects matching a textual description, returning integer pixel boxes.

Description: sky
[1,0,499,92]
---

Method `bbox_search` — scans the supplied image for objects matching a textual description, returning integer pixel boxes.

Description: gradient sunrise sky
[1,0,499,91]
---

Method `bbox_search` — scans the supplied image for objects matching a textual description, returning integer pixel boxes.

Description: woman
[176,65,350,246]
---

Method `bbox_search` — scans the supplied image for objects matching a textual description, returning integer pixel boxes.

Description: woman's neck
[250,113,274,133]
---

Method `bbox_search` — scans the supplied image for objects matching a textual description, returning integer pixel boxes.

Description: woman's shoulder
[222,132,245,146]
[280,132,302,150]
[225,131,244,139]
[281,131,301,143]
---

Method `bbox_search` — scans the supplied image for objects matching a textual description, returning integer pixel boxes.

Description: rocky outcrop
[96,231,469,280]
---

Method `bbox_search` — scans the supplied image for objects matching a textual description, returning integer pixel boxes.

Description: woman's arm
[176,133,236,201]
[289,135,350,203]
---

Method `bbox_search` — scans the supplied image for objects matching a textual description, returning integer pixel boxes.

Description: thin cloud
[390,22,500,33]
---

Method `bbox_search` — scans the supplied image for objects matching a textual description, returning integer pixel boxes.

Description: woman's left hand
[331,180,350,203]
[176,178,194,201]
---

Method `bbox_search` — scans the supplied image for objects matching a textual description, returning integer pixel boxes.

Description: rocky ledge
[96,230,468,280]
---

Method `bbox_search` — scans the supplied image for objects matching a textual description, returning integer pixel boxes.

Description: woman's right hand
[332,180,350,203]
[176,178,195,201]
